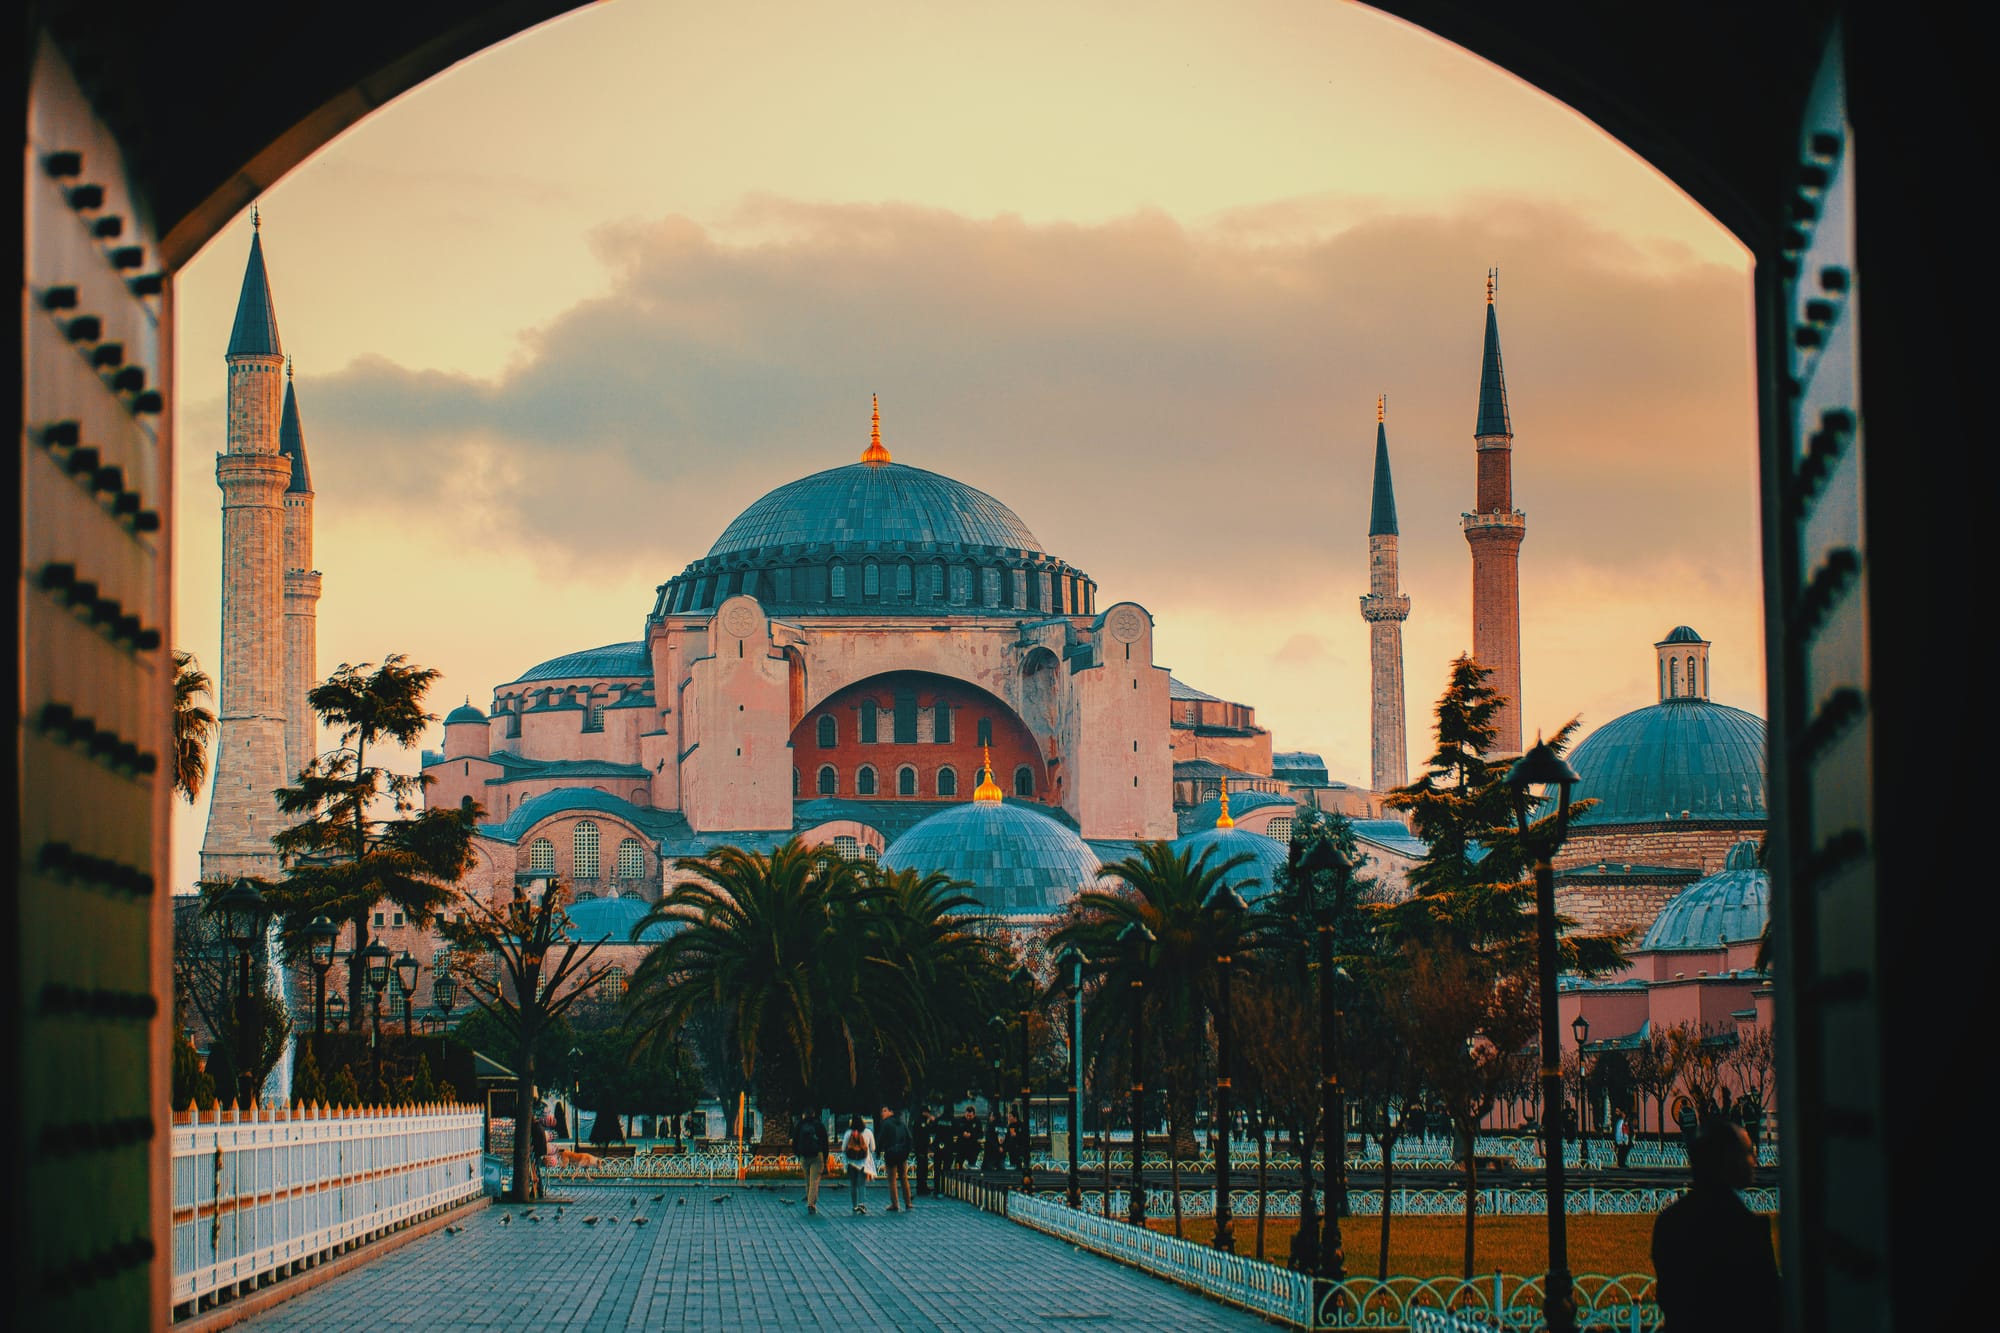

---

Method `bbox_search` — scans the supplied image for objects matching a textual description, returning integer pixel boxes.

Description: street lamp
[217,877,269,1108]
[1205,880,1248,1253]
[308,914,339,1036]
[328,990,348,1032]
[1572,1013,1592,1168]
[1508,736,1582,1333]
[1118,919,1155,1227]
[1054,945,1086,1210]
[395,950,419,1037]
[361,939,391,1095]
[433,959,459,1028]
[1009,964,1035,1192]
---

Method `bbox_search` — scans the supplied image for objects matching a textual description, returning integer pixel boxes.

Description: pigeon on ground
[712,1195,729,1204]
[582,1216,600,1226]
[677,1198,688,1207]
[650,1193,665,1202]
[631,1216,650,1227]
[500,1214,512,1226]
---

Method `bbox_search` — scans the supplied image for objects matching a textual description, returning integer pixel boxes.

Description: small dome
[1564,699,1767,827]
[444,701,487,726]
[509,642,649,684]
[1180,788,1295,833]
[1659,625,1706,644]
[708,462,1044,559]
[562,894,674,945]
[881,800,1104,916]
[1639,843,1769,951]
[1171,825,1289,900]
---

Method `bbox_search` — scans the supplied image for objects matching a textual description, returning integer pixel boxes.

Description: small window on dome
[1012,568,1027,608]
[937,767,958,797]
[817,765,838,795]
[896,562,913,599]
[774,567,792,602]
[930,563,945,599]
[950,565,972,605]
[741,569,758,599]
[863,562,880,598]
[981,567,1001,607]
[830,563,848,600]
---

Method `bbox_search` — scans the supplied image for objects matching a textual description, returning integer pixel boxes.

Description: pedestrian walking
[1614,1109,1632,1169]
[839,1114,877,1214]
[981,1114,1004,1172]
[955,1105,981,1173]
[876,1105,913,1211]
[914,1108,937,1196]
[1650,1117,1779,1332]
[793,1110,829,1215]
[1003,1110,1027,1172]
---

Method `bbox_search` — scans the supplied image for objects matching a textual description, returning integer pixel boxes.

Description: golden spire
[973,745,1004,803]
[1487,268,1497,304]
[1377,393,1385,424]
[1216,783,1235,828]
[861,392,892,466]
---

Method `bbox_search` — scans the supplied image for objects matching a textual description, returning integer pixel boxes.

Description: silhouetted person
[981,1116,1004,1171]
[1003,1111,1027,1171]
[914,1108,937,1196]
[1651,1116,1779,1333]
[955,1106,981,1172]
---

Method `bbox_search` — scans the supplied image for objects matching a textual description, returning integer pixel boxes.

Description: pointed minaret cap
[278,363,312,493]
[1215,783,1235,829]
[973,745,1004,803]
[1370,396,1399,536]
[228,212,283,358]
[861,393,892,466]
[1476,270,1511,438]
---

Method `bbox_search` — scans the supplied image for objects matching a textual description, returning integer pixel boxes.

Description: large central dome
[708,461,1043,559]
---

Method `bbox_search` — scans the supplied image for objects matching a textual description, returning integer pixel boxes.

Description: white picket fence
[170,1102,484,1315]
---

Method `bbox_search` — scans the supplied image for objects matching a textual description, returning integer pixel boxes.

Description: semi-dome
[709,462,1044,559]
[1639,840,1769,950]
[881,799,1105,916]
[562,893,675,945]
[1171,825,1289,900]
[1565,698,1767,826]
[508,642,650,684]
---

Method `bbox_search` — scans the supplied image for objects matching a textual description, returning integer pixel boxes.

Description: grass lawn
[1145,1213,1671,1278]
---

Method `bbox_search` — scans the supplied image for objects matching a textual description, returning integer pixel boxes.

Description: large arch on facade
[788,670,1049,803]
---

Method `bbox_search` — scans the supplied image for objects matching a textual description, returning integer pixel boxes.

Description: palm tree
[173,649,217,804]
[854,863,1006,1104]
[624,840,867,1137]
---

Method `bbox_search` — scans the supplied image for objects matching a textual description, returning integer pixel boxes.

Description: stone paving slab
[238,1181,1273,1331]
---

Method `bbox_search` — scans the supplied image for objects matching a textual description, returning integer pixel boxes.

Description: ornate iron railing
[170,1102,483,1317]
[1031,1134,1776,1174]
[1052,1185,1775,1218]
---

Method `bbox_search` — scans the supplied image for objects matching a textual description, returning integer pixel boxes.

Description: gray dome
[881,800,1104,915]
[709,463,1043,558]
[509,642,649,684]
[1171,825,1289,901]
[444,701,487,725]
[1639,841,1769,950]
[563,894,674,945]
[1178,789,1294,834]
[1660,625,1706,644]
[1565,699,1767,826]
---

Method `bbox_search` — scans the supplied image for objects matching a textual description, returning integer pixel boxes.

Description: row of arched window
[799,764,1035,799]
[1663,655,1706,698]
[815,705,986,748]
[525,820,649,879]
[665,556,1096,617]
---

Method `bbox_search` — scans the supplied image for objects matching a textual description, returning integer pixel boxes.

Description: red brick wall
[1476,443,1512,512]
[790,672,1049,801]
[1467,525,1524,752]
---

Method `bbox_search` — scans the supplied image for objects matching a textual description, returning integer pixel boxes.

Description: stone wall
[1557,821,1763,876]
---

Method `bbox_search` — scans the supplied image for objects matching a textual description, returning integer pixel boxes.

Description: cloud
[1273,633,1330,665]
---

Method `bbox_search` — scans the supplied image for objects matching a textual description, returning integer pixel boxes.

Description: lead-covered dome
[881,800,1105,916]
[709,462,1044,559]
[1639,840,1769,951]
[1171,826,1289,900]
[1565,698,1767,827]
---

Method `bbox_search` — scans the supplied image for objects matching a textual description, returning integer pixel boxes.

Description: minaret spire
[1360,397,1412,793]
[861,392,892,465]
[1464,274,1527,755]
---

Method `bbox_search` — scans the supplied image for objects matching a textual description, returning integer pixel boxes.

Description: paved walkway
[240,1183,1270,1331]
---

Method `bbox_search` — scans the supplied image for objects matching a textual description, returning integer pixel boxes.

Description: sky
[169,0,1763,892]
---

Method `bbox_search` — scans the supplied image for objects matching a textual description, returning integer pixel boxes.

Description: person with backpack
[876,1105,914,1211]
[793,1110,830,1215]
[839,1113,877,1214]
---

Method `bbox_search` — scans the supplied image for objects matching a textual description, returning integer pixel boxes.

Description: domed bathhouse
[1549,625,1769,939]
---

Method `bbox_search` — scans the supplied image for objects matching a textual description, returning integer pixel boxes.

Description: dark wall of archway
[788,671,1047,803]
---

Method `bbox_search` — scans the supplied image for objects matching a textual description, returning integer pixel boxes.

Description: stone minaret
[1462,271,1526,755]
[199,214,292,885]
[279,360,320,781]
[1359,395,1411,793]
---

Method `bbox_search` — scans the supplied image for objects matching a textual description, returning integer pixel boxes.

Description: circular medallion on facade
[1106,605,1146,644]
[721,601,760,639]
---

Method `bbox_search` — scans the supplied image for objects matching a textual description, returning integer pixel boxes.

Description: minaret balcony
[1359,593,1412,622]
[1461,509,1527,532]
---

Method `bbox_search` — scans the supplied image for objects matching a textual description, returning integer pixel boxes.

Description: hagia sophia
[197,225,1773,1107]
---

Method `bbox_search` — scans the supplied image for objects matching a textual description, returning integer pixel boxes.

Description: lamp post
[395,950,419,1037]
[1206,881,1248,1253]
[218,877,269,1108]
[1289,831,1349,1282]
[1508,737,1582,1333]
[1009,964,1035,1192]
[308,914,338,1037]
[328,991,347,1033]
[361,939,391,1095]
[433,962,458,1029]
[1572,1013,1591,1169]
[1055,945,1086,1209]
[1119,920,1155,1227]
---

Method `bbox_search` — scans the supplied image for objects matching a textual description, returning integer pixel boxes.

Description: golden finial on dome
[1487,268,1497,304]
[1216,783,1235,829]
[973,745,1004,803]
[1377,393,1384,424]
[861,392,892,466]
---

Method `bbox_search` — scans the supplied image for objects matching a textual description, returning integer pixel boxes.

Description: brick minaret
[1462,272,1526,755]
[200,214,292,885]
[1359,395,1411,793]
[279,360,320,782]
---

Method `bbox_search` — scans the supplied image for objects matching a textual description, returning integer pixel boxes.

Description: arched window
[817,765,838,795]
[862,843,880,865]
[1670,658,1681,697]
[586,703,605,732]
[977,717,993,747]
[830,561,848,600]
[896,562,913,599]
[863,562,881,598]
[1012,568,1027,608]
[856,765,878,796]
[898,766,917,796]
[773,567,793,601]
[860,701,879,744]
[1014,766,1034,798]
[930,563,946,600]
[1266,815,1294,842]
[616,838,645,880]
[600,964,628,999]
[950,565,972,605]
[528,838,555,873]
[818,715,837,748]
[934,702,952,744]
[937,767,958,797]
[740,569,758,599]
[1660,658,1668,698]
[833,835,860,859]
[573,820,600,878]
[981,566,1002,606]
